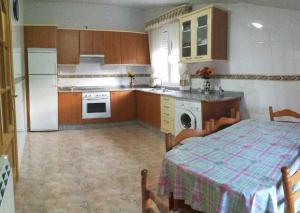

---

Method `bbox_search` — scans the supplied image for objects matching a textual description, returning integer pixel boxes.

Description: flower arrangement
[195,67,214,79]
[128,71,136,88]
[128,71,136,79]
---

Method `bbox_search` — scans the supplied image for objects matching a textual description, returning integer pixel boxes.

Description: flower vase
[129,77,135,88]
[203,79,211,94]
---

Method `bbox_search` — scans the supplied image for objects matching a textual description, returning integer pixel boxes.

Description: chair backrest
[281,167,300,213]
[269,106,300,122]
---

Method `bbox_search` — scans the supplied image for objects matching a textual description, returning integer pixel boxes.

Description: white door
[29,75,58,131]
[28,49,57,75]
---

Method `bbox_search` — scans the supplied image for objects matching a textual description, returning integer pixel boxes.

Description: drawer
[161,118,171,125]
[161,104,174,113]
[161,126,174,134]
[161,110,173,118]
[161,95,173,103]
[161,96,174,106]
[161,118,173,128]
[161,120,174,134]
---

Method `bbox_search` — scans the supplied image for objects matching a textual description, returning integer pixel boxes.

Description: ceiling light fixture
[251,22,263,29]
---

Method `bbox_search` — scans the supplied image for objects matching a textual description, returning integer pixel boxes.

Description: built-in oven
[82,92,111,119]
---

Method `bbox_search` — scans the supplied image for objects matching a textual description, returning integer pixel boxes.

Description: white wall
[145,2,300,120]
[10,0,27,168]
[24,1,145,32]
[143,6,175,22]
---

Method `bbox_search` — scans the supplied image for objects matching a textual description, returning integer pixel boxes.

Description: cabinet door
[57,29,79,64]
[25,26,57,48]
[194,9,212,61]
[93,31,104,54]
[136,91,146,122]
[79,30,93,55]
[180,18,193,61]
[136,34,150,64]
[58,92,82,124]
[149,94,161,129]
[111,91,136,121]
[104,31,121,64]
[121,32,137,64]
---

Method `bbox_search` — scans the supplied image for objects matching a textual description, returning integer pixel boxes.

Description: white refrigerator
[28,48,58,131]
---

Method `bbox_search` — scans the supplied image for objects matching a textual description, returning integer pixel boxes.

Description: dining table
[158,119,300,213]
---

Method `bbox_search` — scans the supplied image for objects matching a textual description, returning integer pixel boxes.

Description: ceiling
[25,0,300,10]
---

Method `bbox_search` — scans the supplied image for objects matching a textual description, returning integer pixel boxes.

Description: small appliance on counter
[179,71,190,91]
[28,48,58,131]
[149,77,162,88]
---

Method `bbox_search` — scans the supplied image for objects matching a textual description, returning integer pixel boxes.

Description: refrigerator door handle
[54,63,57,74]
[52,77,57,88]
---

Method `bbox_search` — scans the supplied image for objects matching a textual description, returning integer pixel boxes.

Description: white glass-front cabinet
[179,5,228,63]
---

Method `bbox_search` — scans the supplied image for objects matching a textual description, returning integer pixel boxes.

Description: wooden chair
[281,167,300,213]
[269,106,300,122]
[141,110,241,213]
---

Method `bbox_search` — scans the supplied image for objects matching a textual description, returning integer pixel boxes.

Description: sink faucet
[152,77,163,88]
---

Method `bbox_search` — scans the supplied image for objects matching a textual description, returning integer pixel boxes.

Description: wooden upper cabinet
[93,31,104,54]
[136,34,150,64]
[57,29,80,64]
[25,26,57,48]
[80,30,104,55]
[79,30,93,54]
[179,6,228,63]
[104,31,121,64]
[121,32,137,64]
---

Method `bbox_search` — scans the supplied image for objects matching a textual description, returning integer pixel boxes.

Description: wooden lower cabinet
[58,92,82,124]
[136,91,160,129]
[58,91,160,127]
[111,91,136,121]
[58,91,138,125]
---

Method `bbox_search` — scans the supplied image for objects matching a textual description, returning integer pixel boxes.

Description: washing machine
[175,99,202,136]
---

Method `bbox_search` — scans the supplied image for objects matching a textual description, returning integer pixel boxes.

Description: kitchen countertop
[58,86,243,102]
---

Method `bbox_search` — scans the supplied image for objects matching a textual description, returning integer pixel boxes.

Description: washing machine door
[180,111,196,130]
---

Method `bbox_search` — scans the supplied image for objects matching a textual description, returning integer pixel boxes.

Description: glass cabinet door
[196,14,209,57]
[181,20,192,58]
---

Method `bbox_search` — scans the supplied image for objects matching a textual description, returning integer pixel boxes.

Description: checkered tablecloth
[159,119,300,213]
[0,156,11,207]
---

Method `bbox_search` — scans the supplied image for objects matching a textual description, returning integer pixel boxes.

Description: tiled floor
[15,124,165,213]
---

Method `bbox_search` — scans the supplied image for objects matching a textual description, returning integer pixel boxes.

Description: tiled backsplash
[58,64,151,87]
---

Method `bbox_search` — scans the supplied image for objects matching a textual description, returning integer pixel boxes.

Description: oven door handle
[84,98,109,101]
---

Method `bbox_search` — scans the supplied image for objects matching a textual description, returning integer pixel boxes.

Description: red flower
[196,67,214,79]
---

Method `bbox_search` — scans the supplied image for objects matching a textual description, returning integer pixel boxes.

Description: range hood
[80,54,105,64]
